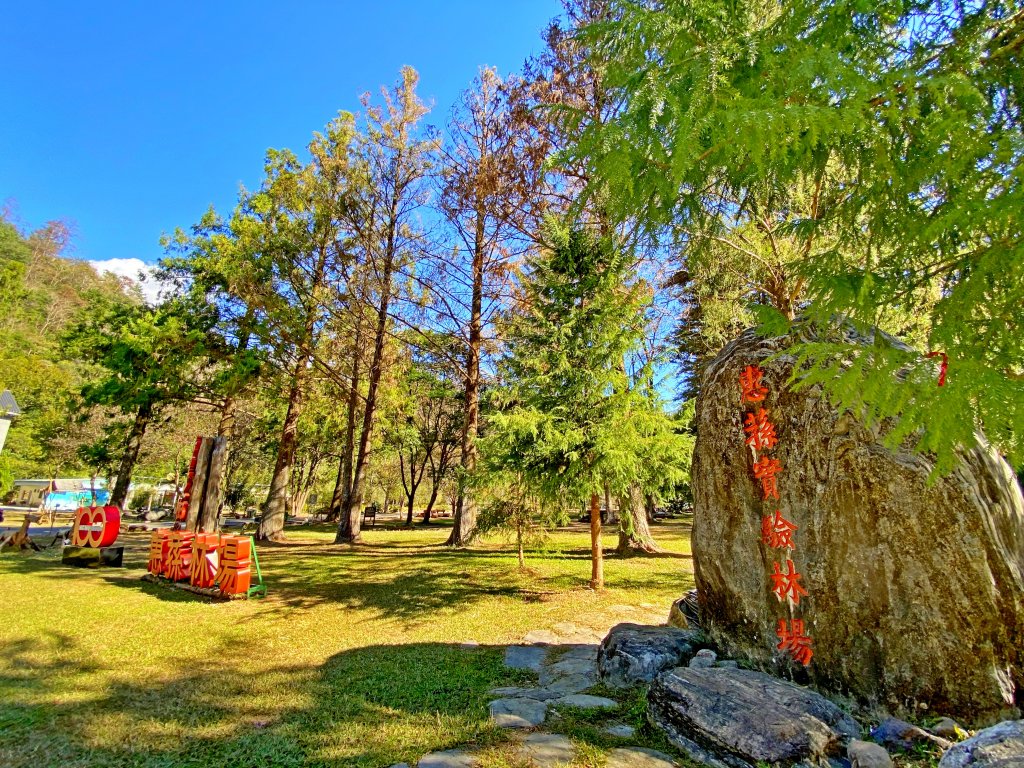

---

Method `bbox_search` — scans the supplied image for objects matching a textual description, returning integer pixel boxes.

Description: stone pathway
[415,749,477,768]
[489,622,608,732]
[412,620,683,767]
[518,733,574,767]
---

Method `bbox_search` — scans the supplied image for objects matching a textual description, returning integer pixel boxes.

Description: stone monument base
[62,545,124,568]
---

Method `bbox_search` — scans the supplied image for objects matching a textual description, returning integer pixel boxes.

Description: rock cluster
[648,666,859,767]
[938,719,1024,768]
[691,327,1024,722]
[597,623,703,687]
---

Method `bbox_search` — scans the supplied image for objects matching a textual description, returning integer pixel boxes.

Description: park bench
[362,504,376,528]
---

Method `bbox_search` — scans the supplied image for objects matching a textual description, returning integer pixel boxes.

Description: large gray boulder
[598,623,703,687]
[648,667,859,768]
[692,327,1024,723]
[938,719,1024,767]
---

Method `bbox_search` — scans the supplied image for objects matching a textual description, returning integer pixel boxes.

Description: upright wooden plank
[186,438,212,532]
[199,436,228,532]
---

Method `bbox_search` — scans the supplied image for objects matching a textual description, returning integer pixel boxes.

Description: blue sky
[1,1,561,283]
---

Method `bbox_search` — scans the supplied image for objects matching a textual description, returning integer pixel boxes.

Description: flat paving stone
[418,749,477,768]
[541,673,594,694]
[544,657,598,680]
[489,697,547,728]
[605,724,636,738]
[505,644,548,672]
[606,747,680,768]
[554,693,618,710]
[518,733,574,767]
[556,644,600,662]
[489,686,564,701]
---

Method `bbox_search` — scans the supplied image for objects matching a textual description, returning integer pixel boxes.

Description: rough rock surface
[489,697,547,728]
[505,645,548,673]
[606,723,637,738]
[871,717,952,752]
[553,693,617,709]
[418,750,477,768]
[848,740,893,768]
[938,719,1024,768]
[648,667,859,768]
[688,649,718,669]
[668,590,701,630]
[931,717,966,740]
[598,623,703,687]
[518,733,574,767]
[692,327,1024,722]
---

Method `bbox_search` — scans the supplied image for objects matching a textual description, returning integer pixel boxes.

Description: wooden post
[199,437,228,532]
[590,492,604,590]
[186,438,212,531]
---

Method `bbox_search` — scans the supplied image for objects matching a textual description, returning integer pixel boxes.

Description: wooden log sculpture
[0,514,42,551]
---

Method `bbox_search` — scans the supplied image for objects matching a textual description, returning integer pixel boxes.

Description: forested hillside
[0,218,130,490]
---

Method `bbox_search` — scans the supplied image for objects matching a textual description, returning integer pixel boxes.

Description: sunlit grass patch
[0,519,694,767]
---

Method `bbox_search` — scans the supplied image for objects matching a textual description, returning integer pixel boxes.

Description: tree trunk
[259,353,309,541]
[645,493,657,524]
[421,482,440,523]
[217,395,237,438]
[336,251,397,545]
[330,315,363,529]
[110,400,153,510]
[447,213,485,547]
[517,521,525,568]
[406,494,416,526]
[590,492,604,589]
[604,483,618,524]
[616,484,661,554]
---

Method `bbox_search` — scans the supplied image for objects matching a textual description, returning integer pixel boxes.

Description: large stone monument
[691,327,1024,724]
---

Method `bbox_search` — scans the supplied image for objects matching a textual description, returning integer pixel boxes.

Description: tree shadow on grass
[1,528,693,624]
[0,632,525,768]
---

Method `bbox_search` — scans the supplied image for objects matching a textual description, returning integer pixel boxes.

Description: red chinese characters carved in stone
[777,618,814,666]
[752,456,783,500]
[739,365,768,403]
[770,558,809,605]
[761,510,798,549]
[744,408,779,451]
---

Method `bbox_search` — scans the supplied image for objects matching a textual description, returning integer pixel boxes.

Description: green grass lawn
[0,518,695,767]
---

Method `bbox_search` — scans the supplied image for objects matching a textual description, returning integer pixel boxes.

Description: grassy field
[0,518,695,768]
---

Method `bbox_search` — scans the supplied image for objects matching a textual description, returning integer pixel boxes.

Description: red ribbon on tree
[926,351,948,387]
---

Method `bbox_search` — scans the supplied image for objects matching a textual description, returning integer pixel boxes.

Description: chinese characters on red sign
[739,364,813,666]
[147,532,252,597]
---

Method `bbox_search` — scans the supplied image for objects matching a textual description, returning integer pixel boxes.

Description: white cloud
[88,258,166,305]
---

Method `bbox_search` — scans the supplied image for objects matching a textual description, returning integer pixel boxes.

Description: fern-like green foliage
[570,0,1024,471]
[485,222,690,505]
